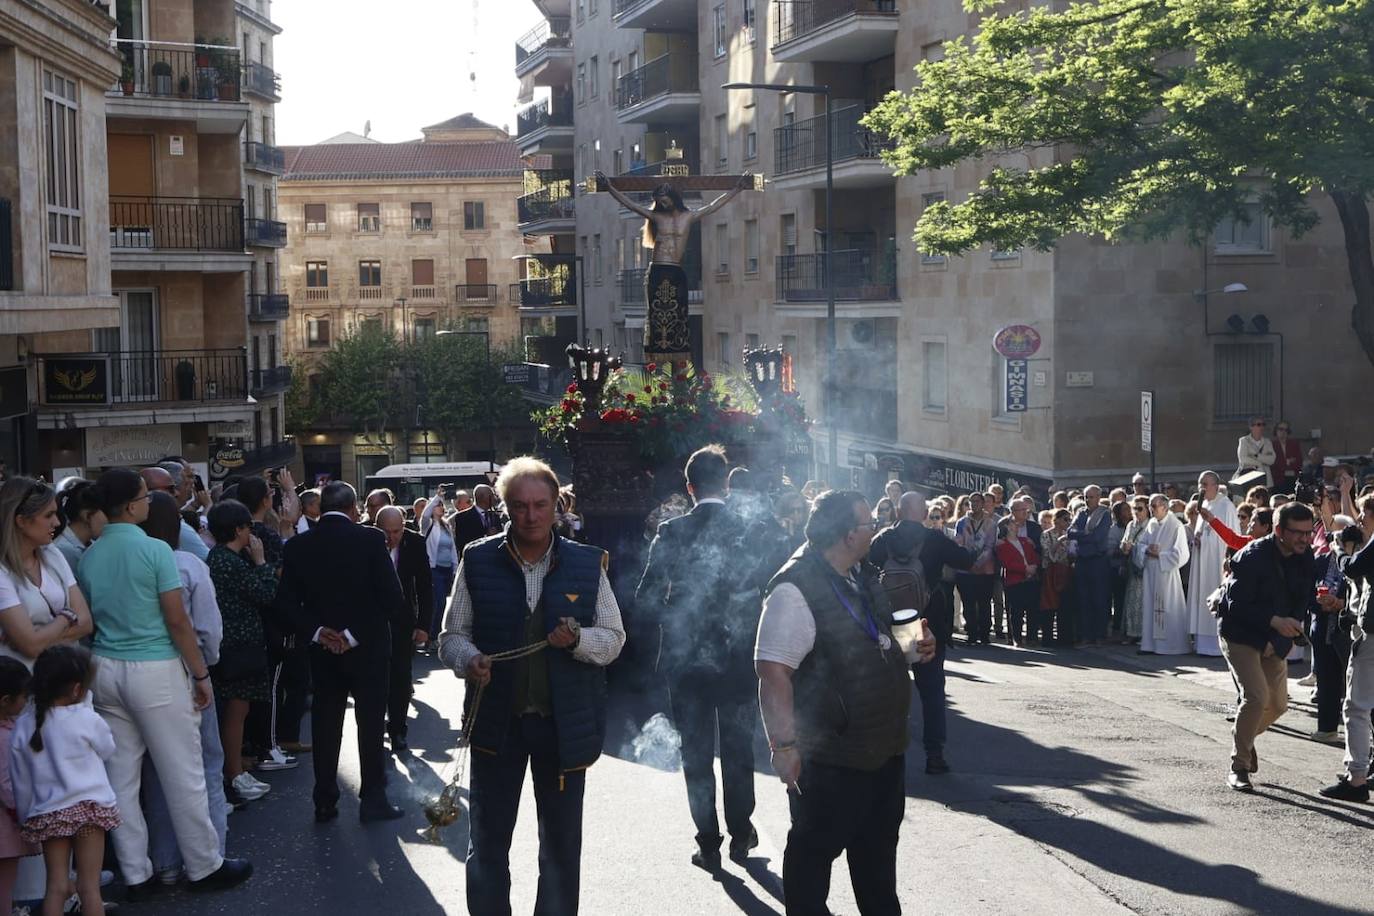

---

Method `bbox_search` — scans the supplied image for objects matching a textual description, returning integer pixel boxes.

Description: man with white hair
[1188,470,1239,656]
[374,506,432,755]
[1132,473,1150,498]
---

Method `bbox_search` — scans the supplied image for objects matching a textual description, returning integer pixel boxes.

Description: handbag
[212,643,269,681]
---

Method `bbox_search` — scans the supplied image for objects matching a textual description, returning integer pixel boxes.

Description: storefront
[845,446,1053,505]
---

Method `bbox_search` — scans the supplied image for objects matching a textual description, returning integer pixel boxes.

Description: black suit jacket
[275,515,408,655]
[635,501,752,677]
[394,528,433,634]
[452,507,489,556]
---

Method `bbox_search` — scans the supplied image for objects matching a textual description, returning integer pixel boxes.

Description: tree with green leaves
[412,333,530,452]
[863,0,1374,365]
[313,324,403,440]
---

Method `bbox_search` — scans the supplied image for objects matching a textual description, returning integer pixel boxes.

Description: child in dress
[0,657,37,915]
[9,646,117,916]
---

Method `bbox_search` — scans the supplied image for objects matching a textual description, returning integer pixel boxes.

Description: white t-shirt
[0,546,77,669]
[754,582,817,670]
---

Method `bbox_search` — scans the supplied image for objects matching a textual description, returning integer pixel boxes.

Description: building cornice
[3,0,122,83]
[235,1,283,34]
[281,170,526,183]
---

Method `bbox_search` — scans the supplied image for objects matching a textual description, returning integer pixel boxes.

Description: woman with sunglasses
[1119,499,1151,644]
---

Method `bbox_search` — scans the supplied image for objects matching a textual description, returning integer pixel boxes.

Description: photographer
[1320,495,1374,802]
[1218,502,1320,792]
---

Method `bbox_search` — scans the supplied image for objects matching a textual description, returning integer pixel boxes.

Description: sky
[273,0,542,146]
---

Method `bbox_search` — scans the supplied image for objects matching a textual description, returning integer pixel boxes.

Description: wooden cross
[584,172,766,194]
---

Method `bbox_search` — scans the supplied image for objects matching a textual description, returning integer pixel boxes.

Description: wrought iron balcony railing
[248,293,289,321]
[776,248,897,302]
[112,40,241,101]
[243,61,281,100]
[244,141,285,174]
[510,276,577,308]
[251,364,292,397]
[772,0,897,47]
[456,284,500,303]
[618,268,647,307]
[37,349,248,404]
[615,53,698,111]
[774,105,894,175]
[110,197,244,251]
[515,18,572,67]
[517,97,575,138]
[245,218,287,248]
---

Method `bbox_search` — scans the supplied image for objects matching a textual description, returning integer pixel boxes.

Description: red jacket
[996,536,1041,586]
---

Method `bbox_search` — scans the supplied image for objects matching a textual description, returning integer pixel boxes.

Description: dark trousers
[1110,567,1129,635]
[1313,632,1351,733]
[1005,580,1039,644]
[310,644,389,808]
[1077,556,1112,641]
[273,647,311,745]
[784,755,904,916]
[468,714,585,916]
[666,673,756,850]
[913,642,946,756]
[956,574,994,643]
[386,627,414,742]
[430,565,455,638]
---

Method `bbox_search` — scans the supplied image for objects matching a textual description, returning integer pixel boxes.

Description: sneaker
[155,867,181,886]
[256,748,298,771]
[244,772,271,791]
[1320,779,1370,802]
[230,772,270,801]
[1228,771,1254,793]
[1297,673,1317,687]
[1310,730,1343,745]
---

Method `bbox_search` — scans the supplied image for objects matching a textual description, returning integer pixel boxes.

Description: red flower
[643,385,652,394]
[561,399,577,412]
[646,362,657,372]
[625,393,636,403]
[629,414,640,424]
[566,383,577,394]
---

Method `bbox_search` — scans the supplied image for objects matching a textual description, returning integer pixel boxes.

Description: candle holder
[566,343,623,412]
[743,347,786,400]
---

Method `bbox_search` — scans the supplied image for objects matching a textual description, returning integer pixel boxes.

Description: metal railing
[251,364,292,396]
[517,97,574,138]
[110,196,244,251]
[456,284,500,302]
[244,141,285,174]
[613,0,647,15]
[772,0,897,46]
[618,268,646,307]
[243,61,280,100]
[0,199,11,292]
[245,218,286,247]
[518,187,575,225]
[615,53,698,111]
[776,248,897,302]
[774,105,894,175]
[510,276,577,308]
[37,349,248,404]
[248,293,289,321]
[112,40,241,101]
[515,17,572,67]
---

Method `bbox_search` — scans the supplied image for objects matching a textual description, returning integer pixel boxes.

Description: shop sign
[1005,359,1029,413]
[502,363,532,385]
[354,434,392,457]
[86,424,181,468]
[992,325,1042,360]
[904,452,1053,503]
[42,356,109,406]
[214,446,246,469]
[210,420,252,437]
[0,366,28,420]
[409,442,447,457]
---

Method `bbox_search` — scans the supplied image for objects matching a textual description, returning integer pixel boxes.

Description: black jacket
[275,514,408,655]
[452,507,492,556]
[635,500,752,678]
[394,528,434,634]
[1220,534,1318,654]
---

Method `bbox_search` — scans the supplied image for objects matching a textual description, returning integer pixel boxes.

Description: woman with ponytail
[75,468,250,895]
[52,480,105,573]
[0,477,92,669]
[8,645,116,916]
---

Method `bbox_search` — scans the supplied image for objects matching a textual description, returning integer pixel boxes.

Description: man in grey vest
[756,490,934,915]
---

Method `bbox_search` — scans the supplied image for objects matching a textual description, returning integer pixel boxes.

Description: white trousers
[1343,639,1374,780]
[93,657,224,884]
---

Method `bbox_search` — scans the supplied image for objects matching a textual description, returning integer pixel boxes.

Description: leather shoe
[359,800,405,823]
[728,827,759,863]
[390,738,410,756]
[1228,771,1254,793]
[186,858,252,892]
[690,848,722,872]
[925,755,951,775]
[124,878,161,903]
[314,805,339,823]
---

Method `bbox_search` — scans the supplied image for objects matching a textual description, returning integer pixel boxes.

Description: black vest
[767,546,911,771]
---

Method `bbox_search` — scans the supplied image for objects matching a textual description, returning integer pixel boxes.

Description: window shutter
[412,259,435,286]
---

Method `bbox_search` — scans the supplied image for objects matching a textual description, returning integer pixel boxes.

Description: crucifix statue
[591,166,759,368]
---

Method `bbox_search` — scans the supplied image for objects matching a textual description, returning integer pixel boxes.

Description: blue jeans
[913,642,947,756]
[142,697,229,873]
[430,565,456,638]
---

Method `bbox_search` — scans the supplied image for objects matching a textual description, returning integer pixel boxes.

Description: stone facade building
[278,116,532,485]
[521,0,1374,497]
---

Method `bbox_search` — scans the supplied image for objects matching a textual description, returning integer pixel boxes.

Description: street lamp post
[724,81,837,484]
[395,296,409,343]
[436,329,496,474]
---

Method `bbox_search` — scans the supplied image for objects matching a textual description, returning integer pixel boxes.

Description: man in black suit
[374,505,433,755]
[635,445,758,870]
[275,481,408,823]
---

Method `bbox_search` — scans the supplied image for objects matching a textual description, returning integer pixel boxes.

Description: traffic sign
[1140,390,1153,453]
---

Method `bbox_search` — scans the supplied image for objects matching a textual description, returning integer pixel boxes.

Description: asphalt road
[126,645,1373,915]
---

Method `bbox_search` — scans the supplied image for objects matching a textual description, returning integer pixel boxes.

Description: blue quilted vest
[463,531,608,772]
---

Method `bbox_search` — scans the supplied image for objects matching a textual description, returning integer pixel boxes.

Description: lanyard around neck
[829,577,880,645]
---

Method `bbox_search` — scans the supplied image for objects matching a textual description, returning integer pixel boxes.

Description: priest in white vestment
[1136,495,1192,655]
[1187,471,1238,656]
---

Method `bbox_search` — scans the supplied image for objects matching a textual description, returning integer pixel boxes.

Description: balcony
[776,248,897,303]
[108,41,248,134]
[516,97,575,153]
[518,170,576,234]
[771,0,899,63]
[511,363,575,406]
[514,18,573,85]
[243,61,281,101]
[245,218,287,248]
[772,105,895,190]
[408,285,438,300]
[0,199,11,292]
[251,365,292,397]
[303,286,330,303]
[36,349,248,408]
[110,197,250,270]
[248,293,289,322]
[612,0,698,30]
[510,276,577,311]
[244,141,285,175]
[456,284,501,304]
[618,268,647,311]
[615,54,701,126]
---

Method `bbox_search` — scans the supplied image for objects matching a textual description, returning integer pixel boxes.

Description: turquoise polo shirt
[77,523,183,661]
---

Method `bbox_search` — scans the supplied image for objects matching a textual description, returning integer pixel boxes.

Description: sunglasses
[929,514,944,522]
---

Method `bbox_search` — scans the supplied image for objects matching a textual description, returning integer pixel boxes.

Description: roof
[281,140,527,182]
[422,113,500,132]
[317,131,380,145]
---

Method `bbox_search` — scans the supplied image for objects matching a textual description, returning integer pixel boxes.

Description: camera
[1295,481,1321,506]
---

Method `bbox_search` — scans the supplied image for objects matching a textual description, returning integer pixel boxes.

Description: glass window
[305,260,328,287]
[577,63,586,102]
[713,4,727,57]
[1214,342,1276,422]
[412,317,437,342]
[745,219,759,273]
[589,56,599,98]
[716,223,729,274]
[1214,202,1269,253]
[743,0,756,41]
[42,69,81,251]
[593,234,603,284]
[410,202,433,231]
[923,341,947,411]
[359,259,381,287]
[717,332,731,366]
[307,318,331,346]
[305,203,327,233]
[464,316,490,334]
[464,201,485,230]
[357,202,379,233]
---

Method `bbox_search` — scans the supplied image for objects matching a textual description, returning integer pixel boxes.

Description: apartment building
[547,0,1372,496]
[0,0,122,476]
[278,115,531,485]
[27,0,291,485]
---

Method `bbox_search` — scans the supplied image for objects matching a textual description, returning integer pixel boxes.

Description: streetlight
[724,80,838,484]
[394,296,409,342]
[1192,281,1248,337]
[436,329,496,474]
